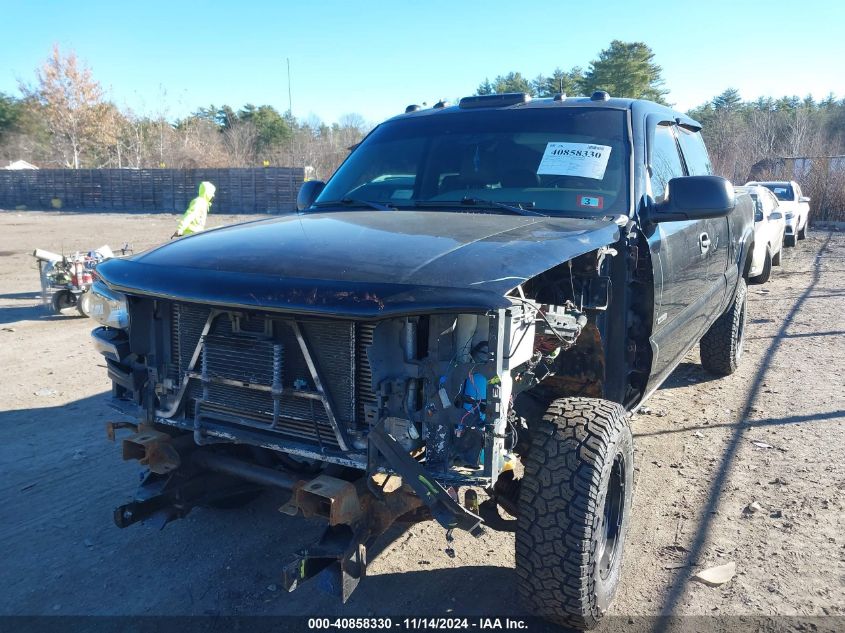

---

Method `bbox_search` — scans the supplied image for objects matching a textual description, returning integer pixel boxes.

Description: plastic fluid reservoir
[463,373,487,421]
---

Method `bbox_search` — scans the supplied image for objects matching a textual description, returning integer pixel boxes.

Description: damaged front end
[91,217,618,600]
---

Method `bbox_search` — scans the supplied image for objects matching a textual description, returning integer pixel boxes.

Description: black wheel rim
[598,452,626,580]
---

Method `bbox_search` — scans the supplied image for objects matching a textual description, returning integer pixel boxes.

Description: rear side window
[650,124,685,203]
[677,128,712,176]
[752,195,764,222]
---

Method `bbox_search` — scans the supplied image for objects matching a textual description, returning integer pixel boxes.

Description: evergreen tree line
[1,43,844,218]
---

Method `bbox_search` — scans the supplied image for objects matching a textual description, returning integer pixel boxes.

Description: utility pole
[287,57,293,116]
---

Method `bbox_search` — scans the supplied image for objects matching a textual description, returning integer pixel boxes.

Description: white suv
[746,180,810,247]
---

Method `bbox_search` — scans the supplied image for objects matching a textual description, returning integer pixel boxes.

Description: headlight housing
[785,212,794,220]
[88,281,130,329]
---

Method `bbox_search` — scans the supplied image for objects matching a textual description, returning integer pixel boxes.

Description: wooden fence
[0,167,304,213]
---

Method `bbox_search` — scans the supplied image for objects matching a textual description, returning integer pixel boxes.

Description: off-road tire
[700,277,747,376]
[771,248,781,267]
[752,248,772,284]
[516,398,633,630]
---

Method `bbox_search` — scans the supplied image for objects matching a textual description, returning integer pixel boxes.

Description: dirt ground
[0,210,843,628]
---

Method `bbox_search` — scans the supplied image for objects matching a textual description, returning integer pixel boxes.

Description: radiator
[168,302,376,450]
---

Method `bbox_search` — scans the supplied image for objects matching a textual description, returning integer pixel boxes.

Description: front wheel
[700,277,747,376]
[50,289,75,314]
[752,248,772,284]
[784,234,797,248]
[516,398,634,630]
[798,224,807,240]
[771,248,781,267]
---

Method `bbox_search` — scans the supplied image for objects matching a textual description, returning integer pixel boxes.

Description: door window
[650,124,685,203]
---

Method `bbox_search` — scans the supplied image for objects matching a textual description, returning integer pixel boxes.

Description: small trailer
[33,245,127,316]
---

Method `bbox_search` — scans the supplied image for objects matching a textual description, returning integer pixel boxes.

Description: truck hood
[97,210,621,317]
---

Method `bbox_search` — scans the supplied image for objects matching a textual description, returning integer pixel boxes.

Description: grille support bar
[271,343,283,429]
[291,320,350,451]
[157,309,220,419]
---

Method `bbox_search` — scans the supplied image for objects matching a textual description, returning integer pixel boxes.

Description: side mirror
[296,180,326,211]
[650,176,735,223]
[769,212,783,220]
[799,196,811,203]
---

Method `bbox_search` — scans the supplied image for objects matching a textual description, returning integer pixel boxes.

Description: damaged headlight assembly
[88,281,130,329]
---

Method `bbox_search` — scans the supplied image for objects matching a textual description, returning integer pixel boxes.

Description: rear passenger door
[646,123,727,382]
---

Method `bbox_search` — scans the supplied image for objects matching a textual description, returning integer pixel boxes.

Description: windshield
[762,183,794,201]
[315,108,629,215]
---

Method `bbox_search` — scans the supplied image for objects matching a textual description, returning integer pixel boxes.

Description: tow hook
[121,428,181,475]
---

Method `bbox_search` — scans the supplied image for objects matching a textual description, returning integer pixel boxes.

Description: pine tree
[580,41,668,103]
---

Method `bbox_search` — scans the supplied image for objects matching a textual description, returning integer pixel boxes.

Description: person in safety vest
[172,181,215,238]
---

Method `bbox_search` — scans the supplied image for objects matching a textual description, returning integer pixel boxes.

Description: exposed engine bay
[365,300,585,480]
[96,248,612,491]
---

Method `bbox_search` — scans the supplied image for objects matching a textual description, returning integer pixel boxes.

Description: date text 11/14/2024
[307,617,529,630]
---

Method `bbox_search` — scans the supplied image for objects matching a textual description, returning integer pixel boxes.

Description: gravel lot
[0,210,843,627]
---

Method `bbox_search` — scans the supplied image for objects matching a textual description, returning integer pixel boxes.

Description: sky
[2,0,843,126]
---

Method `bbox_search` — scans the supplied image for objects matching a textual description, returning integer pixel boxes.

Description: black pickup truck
[89,92,753,629]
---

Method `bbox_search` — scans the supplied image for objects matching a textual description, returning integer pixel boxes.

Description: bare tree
[787,106,814,156]
[222,120,258,167]
[20,45,105,168]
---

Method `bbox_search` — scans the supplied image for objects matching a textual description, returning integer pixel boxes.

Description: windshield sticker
[577,195,604,209]
[537,143,612,180]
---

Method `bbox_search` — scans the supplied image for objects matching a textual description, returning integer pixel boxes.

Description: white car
[737,185,786,283]
[745,180,810,247]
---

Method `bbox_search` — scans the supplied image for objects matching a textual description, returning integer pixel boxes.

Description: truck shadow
[0,291,42,300]
[0,304,80,325]
[658,362,719,390]
[634,409,844,439]
[652,233,837,625]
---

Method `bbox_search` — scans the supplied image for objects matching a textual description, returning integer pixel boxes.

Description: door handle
[699,232,711,254]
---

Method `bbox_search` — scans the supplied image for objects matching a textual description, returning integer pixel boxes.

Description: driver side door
[646,122,728,384]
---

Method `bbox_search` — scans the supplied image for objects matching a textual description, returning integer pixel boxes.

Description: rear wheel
[798,224,807,240]
[700,278,747,376]
[516,397,633,630]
